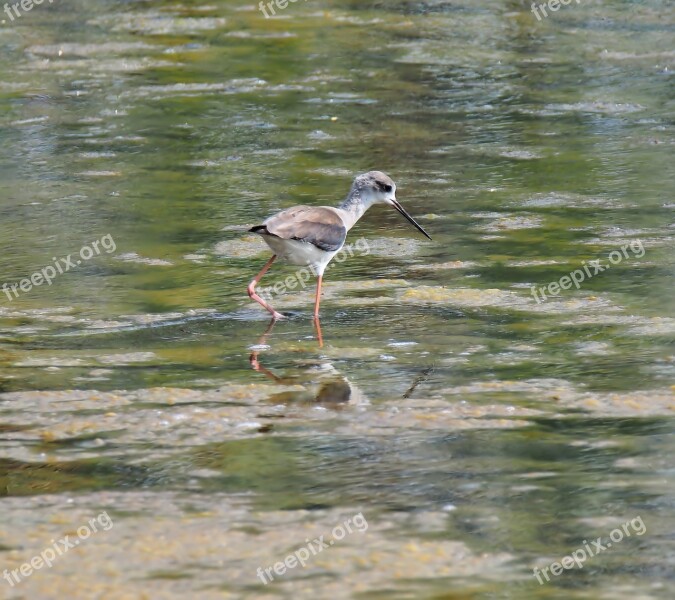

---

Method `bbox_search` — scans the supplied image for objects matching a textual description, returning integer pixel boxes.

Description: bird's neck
[337,189,374,230]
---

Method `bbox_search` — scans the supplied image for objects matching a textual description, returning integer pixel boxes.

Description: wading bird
[247,171,431,321]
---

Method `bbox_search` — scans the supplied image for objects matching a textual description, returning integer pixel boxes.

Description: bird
[247,170,431,321]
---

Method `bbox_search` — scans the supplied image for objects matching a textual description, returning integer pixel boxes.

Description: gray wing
[252,206,347,252]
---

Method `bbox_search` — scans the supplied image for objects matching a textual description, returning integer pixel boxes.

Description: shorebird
[247,170,431,321]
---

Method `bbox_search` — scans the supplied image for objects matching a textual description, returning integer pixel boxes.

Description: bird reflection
[249,318,368,407]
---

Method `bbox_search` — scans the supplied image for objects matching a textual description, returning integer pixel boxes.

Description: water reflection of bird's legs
[249,317,282,382]
[249,318,313,384]
[249,319,368,406]
[250,316,325,383]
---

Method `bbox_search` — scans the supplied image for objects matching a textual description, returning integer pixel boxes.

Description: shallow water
[0,0,673,598]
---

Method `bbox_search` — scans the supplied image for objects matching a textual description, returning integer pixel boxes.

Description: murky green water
[1,0,673,598]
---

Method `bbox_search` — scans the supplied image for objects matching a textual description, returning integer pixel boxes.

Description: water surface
[0,1,673,598]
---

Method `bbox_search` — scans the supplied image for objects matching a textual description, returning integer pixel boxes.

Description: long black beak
[391,198,432,240]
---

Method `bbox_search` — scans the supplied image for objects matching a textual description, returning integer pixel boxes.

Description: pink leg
[314,317,323,348]
[313,275,323,320]
[247,255,284,320]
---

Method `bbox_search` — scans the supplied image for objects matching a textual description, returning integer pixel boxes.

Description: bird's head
[353,171,432,240]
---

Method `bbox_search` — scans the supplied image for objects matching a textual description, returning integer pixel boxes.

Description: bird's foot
[271,311,285,321]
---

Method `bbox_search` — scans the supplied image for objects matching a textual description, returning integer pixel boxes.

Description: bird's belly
[262,236,339,274]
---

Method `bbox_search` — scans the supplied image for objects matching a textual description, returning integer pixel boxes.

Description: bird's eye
[382,184,392,192]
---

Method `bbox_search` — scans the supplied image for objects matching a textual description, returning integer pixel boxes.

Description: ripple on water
[26,42,157,57]
[439,379,675,417]
[360,236,429,257]
[412,260,481,271]
[398,285,625,316]
[214,236,267,259]
[120,80,267,100]
[89,13,228,35]
[517,192,628,210]
[27,58,176,75]
[475,215,545,233]
[114,253,173,266]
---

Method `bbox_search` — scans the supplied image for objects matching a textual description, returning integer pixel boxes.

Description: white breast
[261,235,341,276]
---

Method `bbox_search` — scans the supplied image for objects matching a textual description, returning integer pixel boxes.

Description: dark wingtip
[249,225,267,234]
